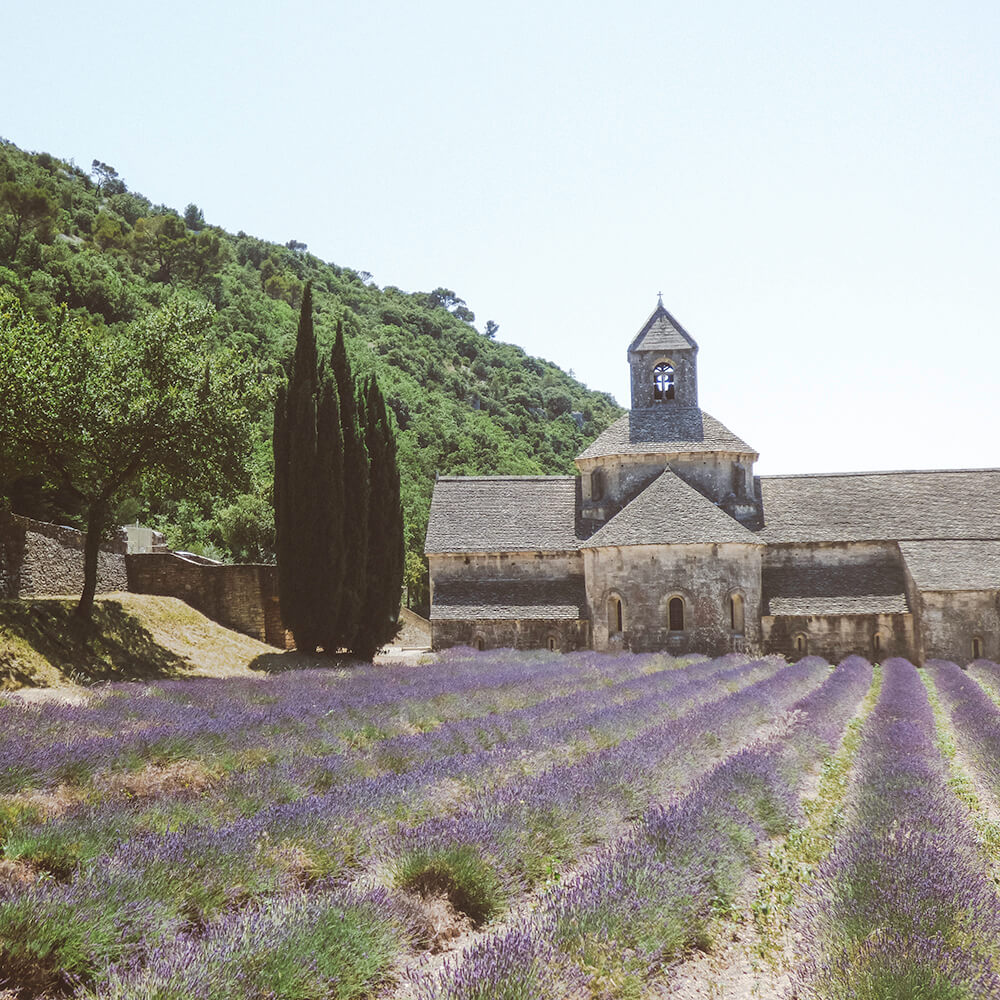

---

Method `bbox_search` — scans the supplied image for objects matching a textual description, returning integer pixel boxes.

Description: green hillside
[0,139,621,610]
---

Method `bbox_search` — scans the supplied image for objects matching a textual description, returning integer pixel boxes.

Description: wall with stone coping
[0,512,127,598]
[127,553,289,648]
[762,611,917,663]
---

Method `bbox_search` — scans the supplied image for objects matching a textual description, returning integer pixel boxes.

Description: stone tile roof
[424,476,584,553]
[763,560,909,616]
[582,469,762,548]
[576,408,756,461]
[767,595,910,615]
[430,578,588,621]
[627,301,698,354]
[757,469,1000,544]
[900,540,1000,592]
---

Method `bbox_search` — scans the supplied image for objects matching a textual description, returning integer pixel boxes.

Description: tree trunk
[76,499,108,620]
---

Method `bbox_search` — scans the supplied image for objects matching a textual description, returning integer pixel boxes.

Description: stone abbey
[425,300,1000,664]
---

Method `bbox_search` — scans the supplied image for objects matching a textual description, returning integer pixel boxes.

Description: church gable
[627,300,698,354]
[582,469,761,549]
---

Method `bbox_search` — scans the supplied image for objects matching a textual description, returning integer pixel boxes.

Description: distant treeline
[0,138,622,612]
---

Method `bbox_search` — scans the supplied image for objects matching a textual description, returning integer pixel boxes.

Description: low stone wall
[918,590,1000,665]
[431,618,590,652]
[763,611,917,663]
[0,512,127,598]
[127,553,289,649]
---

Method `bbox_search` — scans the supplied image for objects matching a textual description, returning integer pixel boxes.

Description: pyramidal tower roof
[581,469,761,548]
[628,296,698,355]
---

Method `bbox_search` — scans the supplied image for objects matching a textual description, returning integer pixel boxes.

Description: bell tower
[628,296,699,409]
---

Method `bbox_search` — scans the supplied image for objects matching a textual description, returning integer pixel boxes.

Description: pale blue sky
[4,1,998,475]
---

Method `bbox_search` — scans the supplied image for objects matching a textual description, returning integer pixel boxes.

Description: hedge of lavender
[411,655,871,999]
[929,659,1000,802]
[792,658,1000,1000]
[0,648,808,996]
[0,652,760,888]
[388,656,826,919]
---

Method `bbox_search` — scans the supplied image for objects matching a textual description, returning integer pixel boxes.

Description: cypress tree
[330,321,369,653]
[274,283,325,653]
[357,374,404,659]
[315,366,345,653]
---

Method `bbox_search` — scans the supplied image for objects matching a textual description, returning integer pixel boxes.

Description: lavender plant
[411,656,872,999]
[792,657,1000,999]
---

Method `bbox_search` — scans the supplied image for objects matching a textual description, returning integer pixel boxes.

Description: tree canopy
[0,137,622,615]
[0,292,265,616]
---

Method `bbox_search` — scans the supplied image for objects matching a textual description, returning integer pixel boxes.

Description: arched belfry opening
[652,362,675,401]
[628,297,699,409]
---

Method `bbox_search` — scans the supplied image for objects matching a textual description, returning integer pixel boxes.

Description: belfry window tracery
[652,362,675,401]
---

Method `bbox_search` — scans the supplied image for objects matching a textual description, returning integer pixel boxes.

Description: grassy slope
[0,594,333,692]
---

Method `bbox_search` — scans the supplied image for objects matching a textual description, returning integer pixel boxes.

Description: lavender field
[1,649,999,999]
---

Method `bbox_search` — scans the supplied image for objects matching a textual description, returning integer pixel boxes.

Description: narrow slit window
[873,634,881,657]
[653,362,675,401]
[547,636,557,651]
[973,637,983,660]
[609,597,624,635]
[668,597,684,632]
[474,637,485,651]
[591,469,604,502]
[730,594,745,633]
[794,634,806,655]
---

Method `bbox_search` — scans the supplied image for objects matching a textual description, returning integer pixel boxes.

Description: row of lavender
[0,650,798,995]
[1,652,768,886]
[82,657,829,999]
[792,658,1000,998]
[412,655,873,998]
[0,647,682,792]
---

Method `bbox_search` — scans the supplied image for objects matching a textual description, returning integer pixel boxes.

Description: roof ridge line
[760,467,1000,480]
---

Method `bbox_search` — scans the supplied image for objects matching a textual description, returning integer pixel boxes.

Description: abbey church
[425,300,1000,664]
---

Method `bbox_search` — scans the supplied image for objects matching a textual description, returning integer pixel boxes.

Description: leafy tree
[0,182,58,260]
[216,492,275,563]
[0,292,263,618]
[91,160,125,196]
[484,320,499,340]
[183,203,205,231]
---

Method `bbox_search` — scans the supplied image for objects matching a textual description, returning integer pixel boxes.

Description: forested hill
[0,138,622,609]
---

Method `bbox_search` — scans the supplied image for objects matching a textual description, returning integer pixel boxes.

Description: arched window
[547,635,558,652]
[668,596,685,632]
[473,636,485,651]
[591,469,604,502]
[608,596,624,635]
[730,593,745,633]
[872,633,882,658]
[794,633,807,655]
[652,362,675,401]
[973,636,984,660]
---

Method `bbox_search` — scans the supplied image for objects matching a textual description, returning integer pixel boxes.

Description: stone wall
[762,611,917,663]
[584,542,763,656]
[431,618,590,652]
[429,550,584,587]
[629,348,698,409]
[0,512,127,598]
[913,590,1000,665]
[127,553,289,648]
[578,453,756,523]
